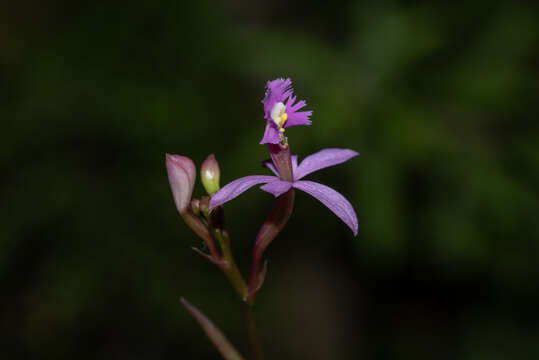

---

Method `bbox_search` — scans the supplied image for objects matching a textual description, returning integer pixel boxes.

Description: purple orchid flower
[210,148,359,235]
[260,78,312,145]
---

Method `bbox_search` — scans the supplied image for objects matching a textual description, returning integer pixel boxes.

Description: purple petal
[260,180,293,197]
[262,159,279,176]
[210,175,278,209]
[293,180,358,236]
[291,155,298,173]
[262,78,293,116]
[284,96,312,127]
[284,110,312,127]
[260,123,281,145]
[294,148,359,180]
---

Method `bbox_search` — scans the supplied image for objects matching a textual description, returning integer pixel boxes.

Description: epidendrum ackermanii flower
[210,77,359,296]
[211,77,358,236]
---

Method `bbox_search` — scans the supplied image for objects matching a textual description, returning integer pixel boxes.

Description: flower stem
[248,189,295,301]
[242,302,264,360]
[207,206,267,360]
[213,228,249,300]
[182,209,221,261]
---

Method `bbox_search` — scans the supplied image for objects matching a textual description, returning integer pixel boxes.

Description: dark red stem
[247,189,295,300]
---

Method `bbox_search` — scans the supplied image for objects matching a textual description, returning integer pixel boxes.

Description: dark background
[2,0,539,359]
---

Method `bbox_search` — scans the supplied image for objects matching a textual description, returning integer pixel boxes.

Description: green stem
[208,207,264,359]
[214,229,249,299]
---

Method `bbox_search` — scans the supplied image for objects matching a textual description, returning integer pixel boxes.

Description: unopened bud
[200,154,220,195]
[166,153,196,214]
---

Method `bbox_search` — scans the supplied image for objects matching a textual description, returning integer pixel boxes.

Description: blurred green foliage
[1,0,538,359]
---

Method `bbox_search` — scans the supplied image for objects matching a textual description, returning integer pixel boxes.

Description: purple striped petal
[294,148,359,180]
[260,180,293,197]
[293,180,358,236]
[210,175,278,210]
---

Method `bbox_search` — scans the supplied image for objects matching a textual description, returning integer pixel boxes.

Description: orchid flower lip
[260,78,312,145]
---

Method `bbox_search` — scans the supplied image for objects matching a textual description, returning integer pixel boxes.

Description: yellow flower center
[270,102,288,132]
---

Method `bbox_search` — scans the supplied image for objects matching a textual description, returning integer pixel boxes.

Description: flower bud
[200,154,220,195]
[166,153,196,214]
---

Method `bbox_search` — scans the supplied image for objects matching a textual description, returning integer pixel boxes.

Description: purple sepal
[260,180,293,197]
[295,148,359,180]
[262,159,279,176]
[291,155,298,173]
[293,180,358,236]
[209,175,278,210]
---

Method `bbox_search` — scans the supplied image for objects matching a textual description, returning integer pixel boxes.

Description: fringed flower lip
[260,78,313,145]
[210,148,359,235]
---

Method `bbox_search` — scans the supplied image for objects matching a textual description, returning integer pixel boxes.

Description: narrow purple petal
[284,110,312,127]
[260,180,293,197]
[260,123,281,145]
[293,180,358,236]
[294,148,359,180]
[289,98,307,112]
[262,159,279,176]
[291,155,298,174]
[283,95,312,128]
[210,175,278,209]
